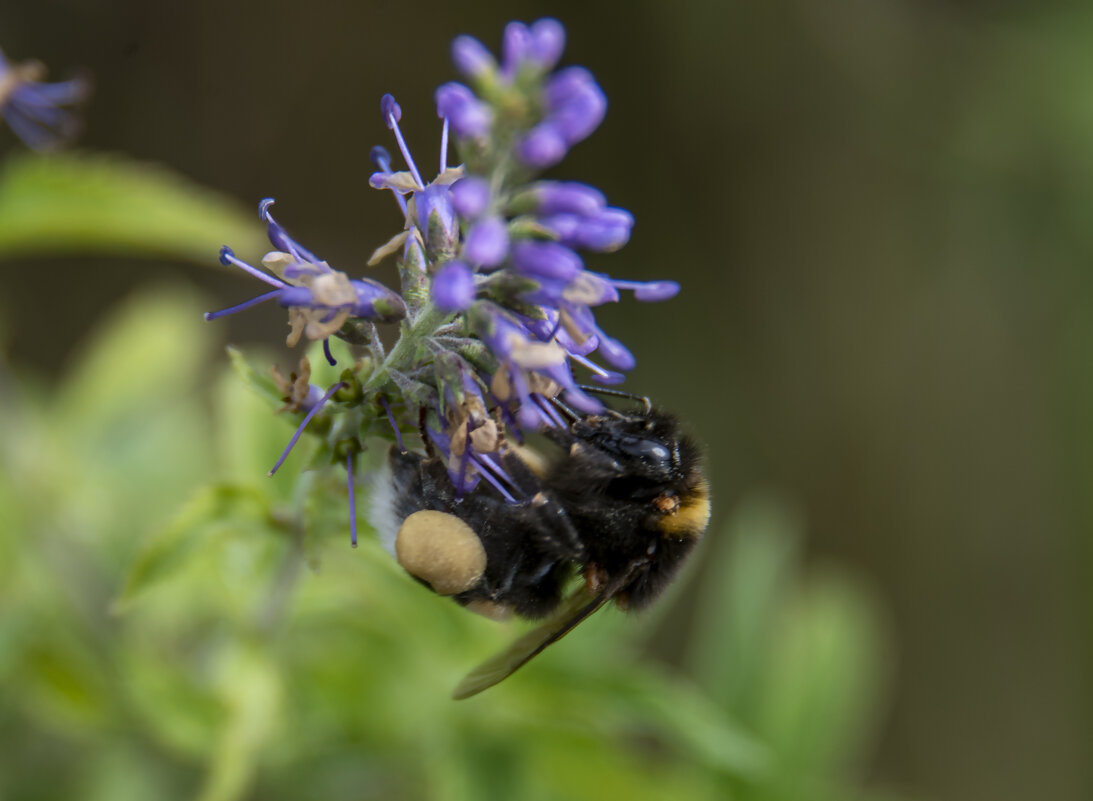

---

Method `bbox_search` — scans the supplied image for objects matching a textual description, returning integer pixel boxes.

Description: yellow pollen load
[657,479,711,539]
[396,510,487,595]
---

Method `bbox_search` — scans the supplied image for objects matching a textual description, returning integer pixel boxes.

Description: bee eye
[616,436,671,467]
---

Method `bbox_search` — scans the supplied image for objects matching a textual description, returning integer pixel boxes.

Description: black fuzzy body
[384,406,708,618]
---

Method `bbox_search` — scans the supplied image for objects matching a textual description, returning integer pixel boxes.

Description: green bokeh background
[1,2,1090,800]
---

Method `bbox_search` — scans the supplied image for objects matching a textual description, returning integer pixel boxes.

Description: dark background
[3,1,1090,799]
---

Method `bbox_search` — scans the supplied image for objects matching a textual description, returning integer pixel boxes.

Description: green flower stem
[363,301,453,396]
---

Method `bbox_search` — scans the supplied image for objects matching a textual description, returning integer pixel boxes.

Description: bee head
[571,409,689,486]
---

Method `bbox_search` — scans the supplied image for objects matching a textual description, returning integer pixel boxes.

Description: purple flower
[529,19,566,71]
[517,123,568,169]
[433,261,476,312]
[540,207,634,252]
[533,181,606,216]
[470,301,600,429]
[205,200,407,349]
[0,49,89,150]
[435,82,492,138]
[452,35,496,80]
[511,241,583,282]
[543,67,606,146]
[464,216,509,267]
[450,176,491,218]
[416,183,459,256]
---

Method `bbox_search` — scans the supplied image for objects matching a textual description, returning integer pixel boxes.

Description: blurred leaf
[0,151,265,263]
[198,641,283,801]
[18,632,111,737]
[113,482,268,613]
[688,492,801,718]
[214,362,308,499]
[603,671,771,780]
[755,567,888,785]
[54,287,212,424]
[227,346,284,412]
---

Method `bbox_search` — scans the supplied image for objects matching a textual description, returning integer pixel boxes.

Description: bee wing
[452,583,604,699]
[452,561,646,700]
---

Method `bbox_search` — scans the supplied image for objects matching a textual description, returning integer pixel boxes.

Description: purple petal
[511,240,583,281]
[464,216,509,267]
[435,82,492,138]
[353,279,408,323]
[259,200,320,263]
[501,21,531,76]
[432,261,476,312]
[517,123,567,168]
[416,183,458,250]
[277,286,314,307]
[452,35,496,79]
[450,176,491,219]
[15,76,88,106]
[529,19,566,70]
[535,181,606,216]
[567,207,634,251]
[597,335,636,370]
[549,80,607,145]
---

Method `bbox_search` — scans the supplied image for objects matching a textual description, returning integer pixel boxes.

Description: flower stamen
[268,381,348,476]
[381,94,425,190]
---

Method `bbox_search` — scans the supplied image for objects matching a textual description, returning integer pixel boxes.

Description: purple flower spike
[452,35,496,79]
[381,93,402,127]
[511,240,583,281]
[435,82,493,138]
[529,19,566,71]
[450,176,491,219]
[464,216,509,267]
[518,123,567,168]
[433,261,477,312]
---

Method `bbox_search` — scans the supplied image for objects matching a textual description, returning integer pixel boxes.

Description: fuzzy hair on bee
[368,398,711,697]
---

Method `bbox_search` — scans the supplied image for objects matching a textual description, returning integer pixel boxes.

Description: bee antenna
[574,385,652,415]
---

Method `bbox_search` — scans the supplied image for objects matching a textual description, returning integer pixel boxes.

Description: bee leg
[546,395,581,423]
[529,491,586,561]
[574,384,652,415]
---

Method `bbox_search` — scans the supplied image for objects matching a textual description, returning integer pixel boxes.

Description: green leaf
[755,568,888,783]
[227,346,287,411]
[603,671,771,780]
[197,641,283,801]
[688,491,802,717]
[0,151,265,262]
[54,287,212,430]
[113,482,268,613]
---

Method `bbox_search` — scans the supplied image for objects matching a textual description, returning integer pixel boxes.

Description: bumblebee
[369,397,711,698]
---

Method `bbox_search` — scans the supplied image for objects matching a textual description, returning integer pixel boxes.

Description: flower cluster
[0,48,89,150]
[208,19,679,543]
